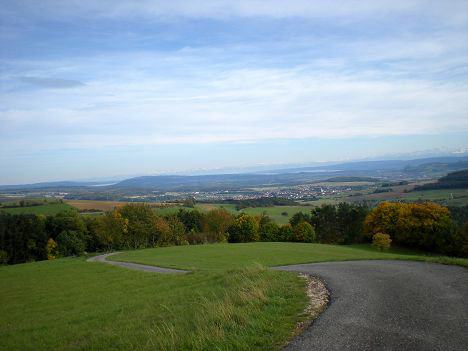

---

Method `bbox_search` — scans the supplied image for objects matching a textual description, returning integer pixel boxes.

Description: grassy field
[111,242,468,271]
[349,187,468,206]
[2,243,467,351]
[400,189,468,206]
[0,256,306,351]
[0,202,72,215]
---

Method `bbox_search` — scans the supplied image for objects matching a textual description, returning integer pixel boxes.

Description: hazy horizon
[2,1,468,184]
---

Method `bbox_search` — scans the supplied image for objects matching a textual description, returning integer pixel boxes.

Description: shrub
[185,229,208,245]
[0,250,8,265]
[228,214,259,243]
[46,238,58,260]
[292,222,316,243]
[372,233,392,251]
[259,221,280,242]
[278,224,293,242]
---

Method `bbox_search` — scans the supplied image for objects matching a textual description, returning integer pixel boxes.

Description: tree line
[1,201,467,265]
[217,197,299,210]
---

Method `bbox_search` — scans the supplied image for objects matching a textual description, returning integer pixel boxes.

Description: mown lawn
[111,242,468,271]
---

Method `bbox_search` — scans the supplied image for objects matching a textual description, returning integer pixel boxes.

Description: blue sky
[1,1,468,184]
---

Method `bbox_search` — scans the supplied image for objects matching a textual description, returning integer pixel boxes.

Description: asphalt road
[274,260,468,351]
[87,252,189,274]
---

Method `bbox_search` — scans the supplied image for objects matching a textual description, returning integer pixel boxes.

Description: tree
[153,216,172,246]
[202,208,234,242]
[118,204,157,249]
[46,238,58,259]
[289,212,311,227]
[0,213,48,264]
[309,205,339,243]
[167,215,187,245]
[96,210,128,251]
[450,223,468,258]
[364,202,454,253]
[292,222,316,243]
[56,230,86,256]
[177,209,203,232]
[259,221,280,242]
[228,213,259,243]
[278,224,293,242]
[372,233,391,251]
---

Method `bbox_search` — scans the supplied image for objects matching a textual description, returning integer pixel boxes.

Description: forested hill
[415,169,468,191]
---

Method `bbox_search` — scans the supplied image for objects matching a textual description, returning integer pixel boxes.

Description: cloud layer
[1,0,467,173]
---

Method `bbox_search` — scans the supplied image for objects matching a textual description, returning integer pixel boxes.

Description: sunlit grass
[111,242,468,271]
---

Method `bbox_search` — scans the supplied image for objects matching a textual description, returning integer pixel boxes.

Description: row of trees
[1,201,466,265]
[0,204,317,265]
[289,203,370,244]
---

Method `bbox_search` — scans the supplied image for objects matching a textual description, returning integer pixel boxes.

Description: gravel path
[274,260,468,351]
[87,252,189,274]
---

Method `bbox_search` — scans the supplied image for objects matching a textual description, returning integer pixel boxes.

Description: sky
[1,0,468,184]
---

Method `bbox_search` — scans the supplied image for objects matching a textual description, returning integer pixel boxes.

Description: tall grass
[0,258,306,351]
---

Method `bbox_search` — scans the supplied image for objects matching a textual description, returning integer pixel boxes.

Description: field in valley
[0,202,72,215]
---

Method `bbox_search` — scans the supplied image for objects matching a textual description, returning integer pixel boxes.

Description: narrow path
[87,252,189,274]
[274,260,468,351]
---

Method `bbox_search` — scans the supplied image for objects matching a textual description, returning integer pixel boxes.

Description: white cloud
[1,0,467,154]
[2,62,468,152]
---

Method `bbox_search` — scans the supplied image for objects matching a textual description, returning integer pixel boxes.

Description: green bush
[228,214,259,243]
[292,222,316,243]
[56,230,86,256]
[0,250,8,265]
[259,221,280,242]
[278,224,293,242]
[372,233,392,251]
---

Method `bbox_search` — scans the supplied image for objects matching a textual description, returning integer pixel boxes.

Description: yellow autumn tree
[364,202,453,253]
[372,233,392,251]
[46,238,58,260]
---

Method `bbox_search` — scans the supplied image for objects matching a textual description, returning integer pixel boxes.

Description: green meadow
[0,202,72,215]
[111,242,468,271]
[2,243,467,351]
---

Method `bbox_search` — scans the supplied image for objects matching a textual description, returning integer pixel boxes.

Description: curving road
[87,252,189,274]
[274,260,468,351]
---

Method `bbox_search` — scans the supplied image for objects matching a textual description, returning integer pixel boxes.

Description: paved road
[87,252,189,274]
[274,260,468,351]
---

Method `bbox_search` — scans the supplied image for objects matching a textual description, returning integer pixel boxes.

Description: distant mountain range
[2,155,467,192]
